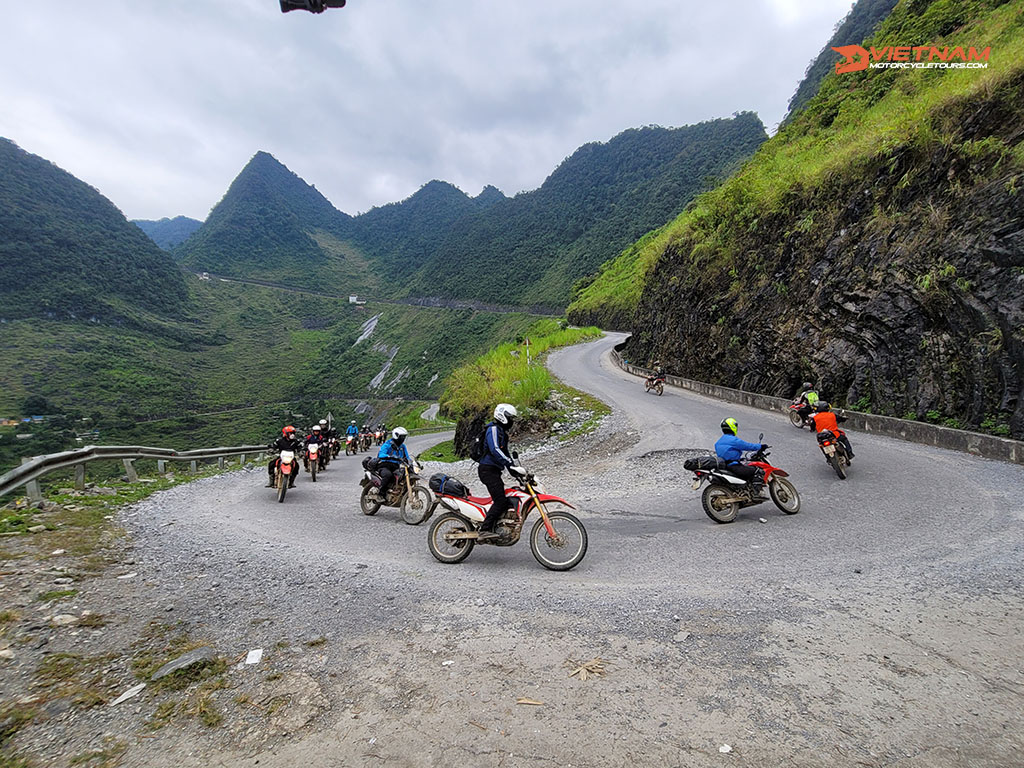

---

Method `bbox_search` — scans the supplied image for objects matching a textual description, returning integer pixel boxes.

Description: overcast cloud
[0,0,851,220]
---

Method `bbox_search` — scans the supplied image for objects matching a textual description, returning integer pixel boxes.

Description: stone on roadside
[27,525,46,533]
[673,630,690,643]
[110,683,146,706]
[51,614,78,627]
[151,646,217,681]
[0,649,15,661]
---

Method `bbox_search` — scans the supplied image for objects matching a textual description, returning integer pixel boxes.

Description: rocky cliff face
[627,71,1024,438]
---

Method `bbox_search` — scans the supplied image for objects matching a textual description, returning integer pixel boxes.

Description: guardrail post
[74,463,86,491]
[190,460,198,473]
[122,458,138,483]
[239,454,246,466]
[21,457,42,502]
[217,457,225,470]
[157,460,167,475]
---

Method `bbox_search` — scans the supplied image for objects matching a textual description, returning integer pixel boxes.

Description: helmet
[721,418,738,436]
[283,425,296,436]
[319,419,327,427]
[350,420,356,425]
[391,426,408,445]
[494,403,518,426]
[312,425,321,432]
[815,401,831,412]
[802,382,813,391]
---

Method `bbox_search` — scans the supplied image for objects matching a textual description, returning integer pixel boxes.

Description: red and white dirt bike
[271,450,297,503]
[687,435,801,523]
[345,435,357,456]
[788,400,814,429]
[305,442,321,482]
[427,460,587,571]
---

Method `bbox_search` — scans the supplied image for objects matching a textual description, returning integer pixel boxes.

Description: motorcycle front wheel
[529,510,587,571]
[360,485,381,516]
[401,485,434,525]
[428,513,475,564]
[788,410,804,428]
[769,477,801,514]
[277,475,288,504]
[655,382,664,396]
[701,484,739,523]
[310,462,317,482]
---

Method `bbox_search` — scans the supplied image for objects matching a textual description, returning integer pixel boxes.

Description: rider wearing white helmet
[477,403,526,542]
[376,426,412,496]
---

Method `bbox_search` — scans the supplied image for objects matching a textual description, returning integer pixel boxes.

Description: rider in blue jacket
[376,427,412,496]
[477,404,527,542]
[346,420,359,437]
[714,418,767,487]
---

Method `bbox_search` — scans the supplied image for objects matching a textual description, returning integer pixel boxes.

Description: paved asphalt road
[116,333,1024,767]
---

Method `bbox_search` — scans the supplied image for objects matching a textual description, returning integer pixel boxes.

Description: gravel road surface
[12,336,1024,767]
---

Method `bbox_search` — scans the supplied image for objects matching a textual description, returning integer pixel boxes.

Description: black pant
[378,464,399,494]
[478,464,509,531]
[726,463,761,485]
[838,432,854,457]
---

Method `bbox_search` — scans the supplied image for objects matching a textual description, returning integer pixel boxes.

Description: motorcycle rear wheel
[788,410,804,429]
[401,485,434,525]
[529,510,587,571]
[359,485,381,516]
[829,454,847,480]
[701,485,739,523]
[428,512,475,564]
[769,477,800,514]
[655,382,664,396]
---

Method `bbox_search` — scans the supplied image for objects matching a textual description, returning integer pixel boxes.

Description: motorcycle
[788,400,814,429]
[271,450,297,503]
[330,436,340,459]
[688,435,801,523]
[644,374,665,396]
[345,435,357,456]
[427,456,587,571]
[375,430,385,446]
[360,459,435,525]
[361,432,373,452]
[305,442,321,482]
[817,428,850,479]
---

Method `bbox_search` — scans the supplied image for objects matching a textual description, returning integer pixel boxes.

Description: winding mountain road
[81,334,1024,767]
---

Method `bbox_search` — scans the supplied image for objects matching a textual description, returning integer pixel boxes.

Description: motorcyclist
[266,425,302,488]
[807,401,854,460]
[714,418,768,490]
[346,420,359,439]
[477,403,527,542]
[646,360,665,386]
[303,424,325,471]
[375,426,412,497]
[794,382,819,423]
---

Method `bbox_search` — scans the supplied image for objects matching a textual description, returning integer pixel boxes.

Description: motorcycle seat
[466,495,493,505]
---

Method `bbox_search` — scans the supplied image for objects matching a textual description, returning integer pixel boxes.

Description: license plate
[824,445,835,455]
[691,478,701,490]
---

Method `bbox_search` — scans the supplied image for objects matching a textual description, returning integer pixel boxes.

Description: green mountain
[588,0,1024,437]
[784,0,899,121]
[133,215,202,249]
[351,180,506,279]
[0,138,188,321]
[401,114,768,310]
[176,151,377,293]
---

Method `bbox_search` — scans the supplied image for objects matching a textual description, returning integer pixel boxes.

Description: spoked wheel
[428,513,475,564]
[829,454,847,480]
[401,485,434,525]
[769,477,801,514]
[360,485,381,516]
[655,382,664,396]
[310,462,317,482]
[701,484,739,523]
[277,475,287,504]
[529,509,587,571]
[789,410,805,428]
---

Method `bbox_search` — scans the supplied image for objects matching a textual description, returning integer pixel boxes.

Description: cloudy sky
[0,0,851,221]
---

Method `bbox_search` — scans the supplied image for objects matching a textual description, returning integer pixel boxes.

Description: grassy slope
[568,0,1024,329]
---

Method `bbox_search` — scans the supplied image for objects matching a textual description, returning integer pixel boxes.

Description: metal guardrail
[0,444,267,501]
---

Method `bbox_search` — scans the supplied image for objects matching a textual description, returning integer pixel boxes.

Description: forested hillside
[175,151,374,292]
[133,215,202,249]
[0,138,188,321]
[607,0,1024,437]
[400,114,768,309]
[784,0,899,120]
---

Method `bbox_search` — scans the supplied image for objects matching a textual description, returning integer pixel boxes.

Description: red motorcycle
[686,434,801,523]
[788,400,814,429]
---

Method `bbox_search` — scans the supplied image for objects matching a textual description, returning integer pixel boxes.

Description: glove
[509,465,526,478]
[760,444,769,451]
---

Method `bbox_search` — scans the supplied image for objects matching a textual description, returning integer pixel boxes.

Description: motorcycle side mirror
[758,433,764,442]
[512,451,519,460]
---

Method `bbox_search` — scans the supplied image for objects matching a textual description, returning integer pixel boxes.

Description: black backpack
[468,426,487,462]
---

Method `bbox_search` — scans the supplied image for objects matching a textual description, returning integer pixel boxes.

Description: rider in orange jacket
[807,402,854,460]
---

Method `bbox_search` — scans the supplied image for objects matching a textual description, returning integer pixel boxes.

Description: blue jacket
[714,434,762,464]
[479,422,513,469]
[378,439,411,466]
[346,424,359,436]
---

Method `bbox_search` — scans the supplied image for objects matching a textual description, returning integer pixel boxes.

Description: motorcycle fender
[772,469,790,477]
[281,463,292,475]
[531,493,575,509]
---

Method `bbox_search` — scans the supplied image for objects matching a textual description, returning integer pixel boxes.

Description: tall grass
[440,319,602,419]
